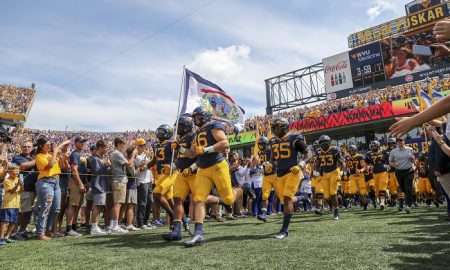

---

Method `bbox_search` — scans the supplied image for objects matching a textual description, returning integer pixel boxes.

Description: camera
[0,127,12,143]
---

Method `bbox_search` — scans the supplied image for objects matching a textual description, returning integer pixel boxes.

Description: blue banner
[349,42,383,68]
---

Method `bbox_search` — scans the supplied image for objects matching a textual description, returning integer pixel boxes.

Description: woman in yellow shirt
[35,137,69,240]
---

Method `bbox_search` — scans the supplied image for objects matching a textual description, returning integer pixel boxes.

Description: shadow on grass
[382,208,450,270]
[72,229,277,250]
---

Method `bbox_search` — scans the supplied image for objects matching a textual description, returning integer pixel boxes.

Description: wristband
[299,161,306,168]
[189,163,198,171]
[179,147,187,154]
[204,146,215,153]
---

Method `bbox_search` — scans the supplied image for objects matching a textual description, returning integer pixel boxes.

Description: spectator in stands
[89,140,111,235]
[12,141,37,240]
[0,164,22,245]
[66,136,88,237]
[135,138,154,230]
[109,137,137,233]
[35,137,69,240]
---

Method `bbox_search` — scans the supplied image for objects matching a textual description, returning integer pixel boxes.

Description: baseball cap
[90,145,97,152]
[135,138,146,146]
[74,136,87,143]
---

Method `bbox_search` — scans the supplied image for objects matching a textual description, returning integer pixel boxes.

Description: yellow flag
[254,120,260,157]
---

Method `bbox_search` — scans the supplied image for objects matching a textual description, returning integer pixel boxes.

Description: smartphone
[412,45,433,56]
[19,174,24,182]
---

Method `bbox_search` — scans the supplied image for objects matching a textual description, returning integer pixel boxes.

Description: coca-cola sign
[325,61,348,74]
[323,52,354,93]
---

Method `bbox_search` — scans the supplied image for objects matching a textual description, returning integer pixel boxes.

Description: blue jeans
[35,178,61,234]
[251,184,262,216]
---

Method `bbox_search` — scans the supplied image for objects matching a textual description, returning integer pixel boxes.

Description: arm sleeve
[294,138,308,154]
[3,178,14,191]
[12,155,22,166]
[114,152,128,166]
[70,152,79,166]
[36,154,49,172]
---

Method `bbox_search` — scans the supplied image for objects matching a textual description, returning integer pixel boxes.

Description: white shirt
[236,165,250,185]
[249,167,263,188]
[134,153,152,184]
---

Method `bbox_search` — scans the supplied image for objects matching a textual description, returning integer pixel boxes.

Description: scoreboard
[349,42,386,87]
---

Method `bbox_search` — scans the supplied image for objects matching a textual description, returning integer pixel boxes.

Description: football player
[182,106,236,247]
[268,117,312,239]
[310,140,320,211]
[315,135,342,220]
[345,145,368,210]
[163,115,197,241]
[417,152,435,206]
[364,141,389,210]
[148,124,177,228]
[385,138,400,207]
[256,137,278,223]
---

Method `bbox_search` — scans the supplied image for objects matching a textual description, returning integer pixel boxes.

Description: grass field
[1,206,450,270]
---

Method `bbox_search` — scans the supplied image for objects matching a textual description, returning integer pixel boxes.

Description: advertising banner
[323,52,354,93]
[290,102,395,133]
[349,42,386,87]
[348,2,450,48]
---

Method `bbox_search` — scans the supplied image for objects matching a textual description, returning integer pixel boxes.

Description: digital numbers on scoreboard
[351,62,386,87]
[349,42,386,87]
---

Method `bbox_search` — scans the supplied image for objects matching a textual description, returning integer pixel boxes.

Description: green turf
[1,207,449,270]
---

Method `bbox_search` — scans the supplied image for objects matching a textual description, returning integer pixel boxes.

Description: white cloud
[189,45,251,79]
[366,0,403,21]
[367,5,382,20]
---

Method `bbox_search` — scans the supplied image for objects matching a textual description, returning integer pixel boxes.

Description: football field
[2,207,449,270]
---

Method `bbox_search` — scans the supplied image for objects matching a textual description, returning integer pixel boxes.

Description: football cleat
[274,231,288,239]
[314,209,323,216]
[333,213,340,220]
[162,231,182,242]
[184,234,206,247]
[257,214,267,223]
[380,205,385,211]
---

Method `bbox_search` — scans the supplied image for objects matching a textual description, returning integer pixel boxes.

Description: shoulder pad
[205,121,225,131]
[289,132,303,141]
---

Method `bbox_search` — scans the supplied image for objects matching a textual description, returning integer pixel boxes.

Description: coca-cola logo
[325,60,348,74]
[405,74,414,82]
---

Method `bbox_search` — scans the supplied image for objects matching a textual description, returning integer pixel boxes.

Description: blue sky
[0,0,410,131]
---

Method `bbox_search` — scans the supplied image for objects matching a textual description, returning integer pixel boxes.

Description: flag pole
[170,65,186,176]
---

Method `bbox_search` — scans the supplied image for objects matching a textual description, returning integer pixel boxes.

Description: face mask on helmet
[177,117,193,136]
[320,141,330,150]
[258,137,269,151]
[156,125,173,142]
[271,118,289,138]
[370,142,379,152]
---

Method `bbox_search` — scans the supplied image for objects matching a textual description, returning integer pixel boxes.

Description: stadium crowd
[0,85,35,115]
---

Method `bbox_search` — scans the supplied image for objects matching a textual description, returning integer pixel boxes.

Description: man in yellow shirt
[0,164,23,245]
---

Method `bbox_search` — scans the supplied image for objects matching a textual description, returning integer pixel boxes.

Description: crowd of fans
[6,129,156,157]
[0,85,35,115]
